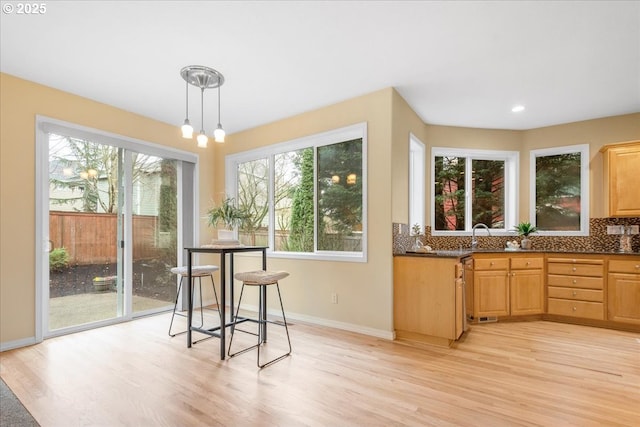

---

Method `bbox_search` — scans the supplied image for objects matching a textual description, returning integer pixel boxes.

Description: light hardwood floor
[1,314,639,426]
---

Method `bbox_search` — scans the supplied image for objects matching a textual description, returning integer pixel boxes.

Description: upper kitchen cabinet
[600,141,640,217]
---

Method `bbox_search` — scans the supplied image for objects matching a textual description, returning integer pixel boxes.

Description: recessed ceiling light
[512,105,525,113]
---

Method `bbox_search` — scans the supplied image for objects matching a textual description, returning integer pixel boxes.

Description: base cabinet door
[455,278,464,339]
[608,273,640,325]
[475,270,509,317]
[510,270,544,315]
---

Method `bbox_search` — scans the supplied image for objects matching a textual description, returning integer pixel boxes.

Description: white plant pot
[217,229,236,241]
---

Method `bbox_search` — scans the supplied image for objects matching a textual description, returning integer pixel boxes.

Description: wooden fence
[49,211,166,265]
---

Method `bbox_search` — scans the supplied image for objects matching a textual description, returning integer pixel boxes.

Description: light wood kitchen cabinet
[608,257,640,325]
[474,267,509,317]
[394,255,465,347]
[509,258,544,316]
[472,254,544,319]
[547,256,605,320]
[601,140,640,217]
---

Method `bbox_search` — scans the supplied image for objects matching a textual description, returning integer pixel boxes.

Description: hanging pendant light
[214,78,225,143]
[181,76,193,139]
[179,65,225,148]
[196,86,208,148]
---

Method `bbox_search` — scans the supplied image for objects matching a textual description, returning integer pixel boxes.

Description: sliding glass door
[48,135,126,330]
[130,155,178,314]
[41,120,194,337]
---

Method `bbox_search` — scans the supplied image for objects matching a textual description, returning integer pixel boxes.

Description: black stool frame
[227,280,292,368]
[168,274,220,338]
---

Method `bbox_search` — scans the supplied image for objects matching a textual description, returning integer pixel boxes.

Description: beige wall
[213,88,397,336]
[390,90,429,224]
[2,70,638,348]
[520,113,640,219]
[422,114,640,225]
[0,73,216,345]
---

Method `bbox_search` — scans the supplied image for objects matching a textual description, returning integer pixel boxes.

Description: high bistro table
[184,245,267,359]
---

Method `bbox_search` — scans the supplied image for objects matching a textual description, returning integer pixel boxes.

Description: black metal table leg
[219,253,226,360]
[187,251,192,348]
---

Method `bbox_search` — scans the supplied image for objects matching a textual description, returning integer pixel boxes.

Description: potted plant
[207,196,248,241]
[410,223,425,252]
[513,222,538,250]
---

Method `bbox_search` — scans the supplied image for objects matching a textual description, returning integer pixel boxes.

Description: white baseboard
[237,302,395,340]
[0,336,38,352]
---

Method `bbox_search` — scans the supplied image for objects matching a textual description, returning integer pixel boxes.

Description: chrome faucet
[471,223,491,250]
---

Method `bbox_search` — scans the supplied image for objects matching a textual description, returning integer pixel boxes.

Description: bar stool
[228,270,292,368]
[168,265,220,337]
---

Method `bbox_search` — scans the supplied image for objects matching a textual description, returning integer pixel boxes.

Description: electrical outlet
[331,293,338,304]
[629,225,639,235]
[607,225,623,235]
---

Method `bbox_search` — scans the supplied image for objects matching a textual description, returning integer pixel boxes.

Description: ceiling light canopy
[511,105,525,113]
[180,65,225,147]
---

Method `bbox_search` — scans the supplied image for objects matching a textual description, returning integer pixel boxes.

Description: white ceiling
[1,1,639,134]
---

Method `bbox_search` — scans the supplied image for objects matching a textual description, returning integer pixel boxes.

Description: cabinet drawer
[548,257,604,265]
[548,298,604,320]
[548,286,603,302]
[474,258,509,271]
[547,274,603,289]
[510,257,543,270]
[547,263,603,277]
[609,259,640,274]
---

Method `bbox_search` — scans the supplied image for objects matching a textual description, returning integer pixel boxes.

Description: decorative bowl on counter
[506,240,521,250]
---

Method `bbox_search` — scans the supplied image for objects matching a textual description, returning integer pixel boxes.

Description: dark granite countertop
[396,249,640,258]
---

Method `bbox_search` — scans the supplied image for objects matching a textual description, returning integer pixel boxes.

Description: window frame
[431,147,519,236]
[529,144,589,236]
[409,134,426,231]
[225,122,367,262]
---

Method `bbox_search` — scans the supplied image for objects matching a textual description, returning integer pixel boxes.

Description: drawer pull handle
[572,259,576,263]
[573,306,577,311]
[490,262,494,266]
[572,291,577,296]
[526,261,530,265]
[572,267,577,272]
[636,265,640,269]
[573,279,577,284]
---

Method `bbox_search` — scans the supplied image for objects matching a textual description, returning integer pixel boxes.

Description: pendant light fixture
[214,81,225,143]
[180,65,225,147]
[181,77,193,139]
[197,86,208,148]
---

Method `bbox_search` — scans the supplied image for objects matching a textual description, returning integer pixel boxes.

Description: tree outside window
[230,124,366,259]
[532,145,588,234]
[432,148,517,234]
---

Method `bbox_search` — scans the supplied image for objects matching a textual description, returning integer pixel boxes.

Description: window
[226,123,367,261]
[530,144,589,236]
[409,134,425,230]
[431,148,518,235]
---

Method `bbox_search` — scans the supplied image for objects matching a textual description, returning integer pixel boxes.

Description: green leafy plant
[513,222,538,237]
[49,247,69,272]
[411,223,423,236]
[207,196,249,230]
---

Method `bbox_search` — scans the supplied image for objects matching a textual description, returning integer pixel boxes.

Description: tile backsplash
[393,218,640,254]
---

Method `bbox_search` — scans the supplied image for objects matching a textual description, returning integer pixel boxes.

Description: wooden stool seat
[170,265,219,277]
[234,270,289,285]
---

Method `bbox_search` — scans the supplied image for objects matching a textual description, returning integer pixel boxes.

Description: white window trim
[529,144,589,236]
[409,134,425,232]
[225,122,367,262]
[431,147,519,236]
